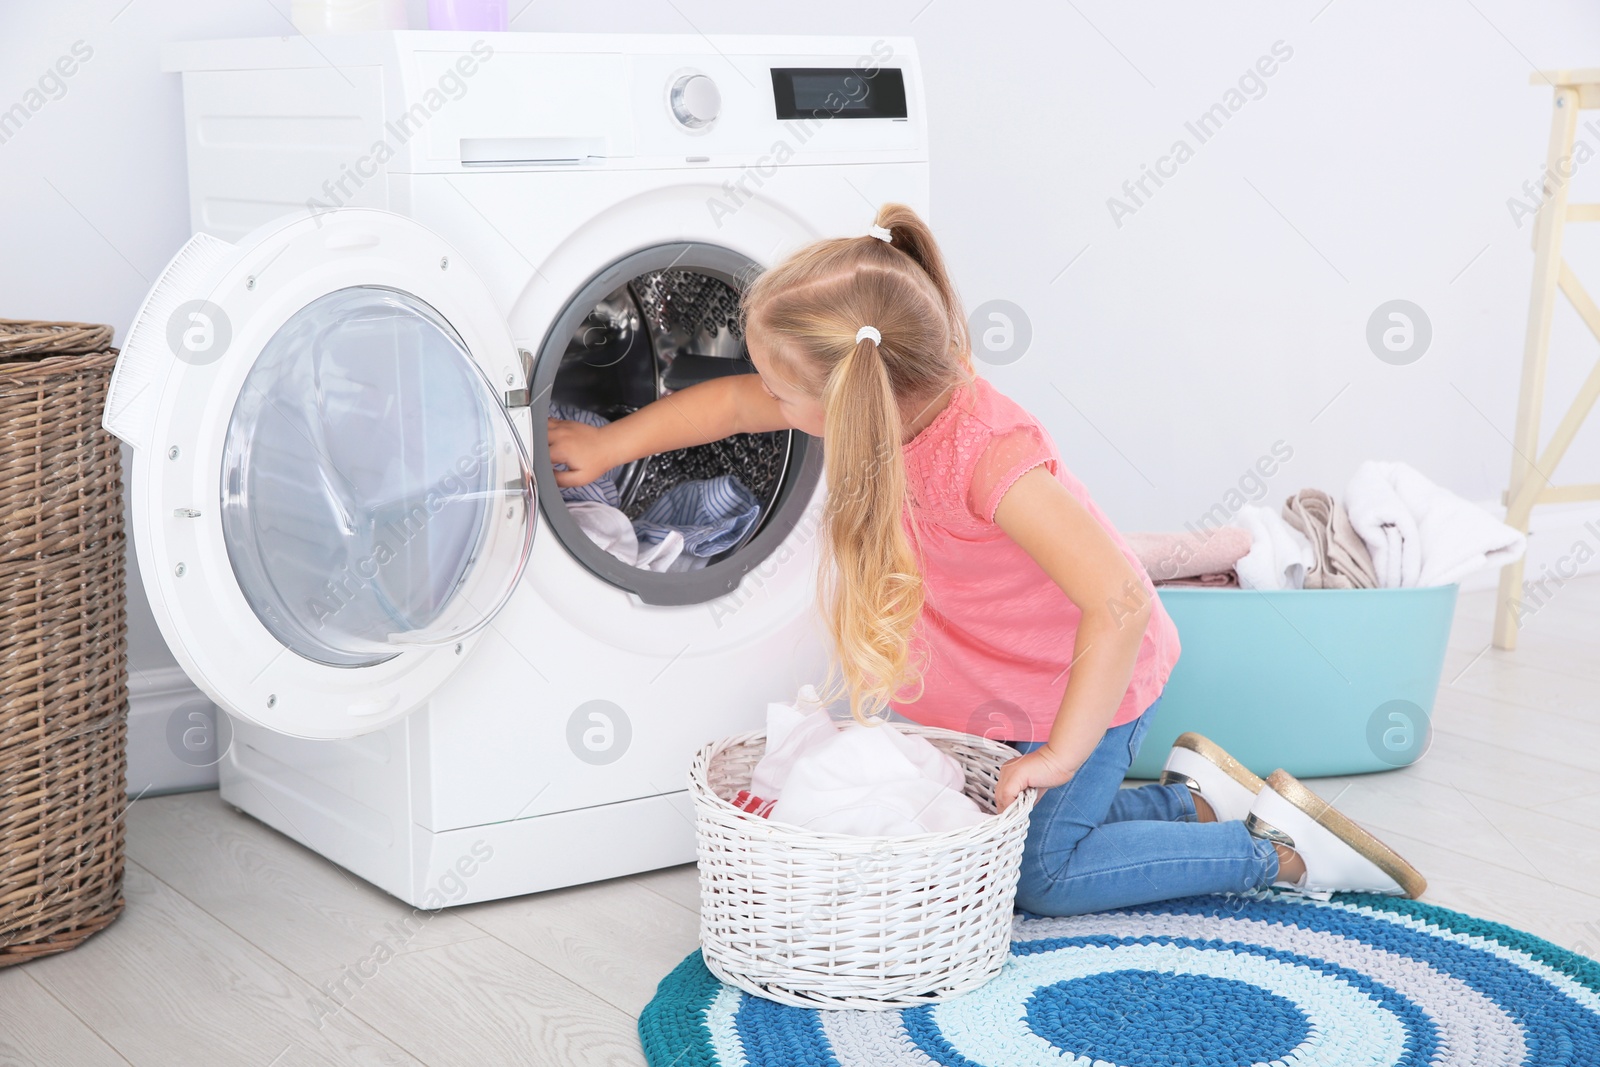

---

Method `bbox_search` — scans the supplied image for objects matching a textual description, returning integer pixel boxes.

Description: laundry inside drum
[547,266,793,575]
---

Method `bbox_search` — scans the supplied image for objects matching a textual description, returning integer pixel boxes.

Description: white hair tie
[855,326,882,345]
[867,224,893,243]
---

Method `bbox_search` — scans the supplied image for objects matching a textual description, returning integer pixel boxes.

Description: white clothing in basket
[751,689,987,837]
[1231,504,1314,590]
[1345,460,1527,587]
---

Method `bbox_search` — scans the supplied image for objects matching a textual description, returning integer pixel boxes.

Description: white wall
[3,0,1598,789]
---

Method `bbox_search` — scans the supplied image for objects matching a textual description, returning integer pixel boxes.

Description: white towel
[749,688,987,837]
[1344,461,1527,587]
[1230,506,1314,590]
[1342,467,1418,588]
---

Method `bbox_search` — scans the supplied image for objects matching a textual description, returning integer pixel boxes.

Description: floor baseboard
[127,664,223,797]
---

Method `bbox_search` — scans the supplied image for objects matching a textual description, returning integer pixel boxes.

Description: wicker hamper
[0,319,128,966]
[691,724,1036,1010]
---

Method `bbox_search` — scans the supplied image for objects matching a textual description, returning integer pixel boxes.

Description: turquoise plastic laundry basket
[1127,585,1458,779]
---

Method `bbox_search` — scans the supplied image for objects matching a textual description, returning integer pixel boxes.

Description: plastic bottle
[291,0,407,34]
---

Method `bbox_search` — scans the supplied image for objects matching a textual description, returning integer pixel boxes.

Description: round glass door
[220,286,534,668]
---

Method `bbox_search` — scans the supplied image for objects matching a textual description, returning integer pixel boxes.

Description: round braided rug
[640,892,1600,1066]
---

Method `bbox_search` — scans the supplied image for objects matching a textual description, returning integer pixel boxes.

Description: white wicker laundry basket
[690,723,1036,1010]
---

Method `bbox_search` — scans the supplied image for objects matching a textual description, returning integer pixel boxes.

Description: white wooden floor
[3,578,1598,1066]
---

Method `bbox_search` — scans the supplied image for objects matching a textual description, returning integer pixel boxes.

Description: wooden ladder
[1494,69,1600,649]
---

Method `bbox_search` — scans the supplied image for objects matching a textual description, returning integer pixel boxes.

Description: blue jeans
[1010,697,1279,916]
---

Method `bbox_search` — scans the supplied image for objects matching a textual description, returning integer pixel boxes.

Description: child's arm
[547,374,792,488]
[992,467,1152,809]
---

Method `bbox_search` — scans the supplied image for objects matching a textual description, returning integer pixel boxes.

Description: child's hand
[547,418,615,488]
[996,745,1080,810]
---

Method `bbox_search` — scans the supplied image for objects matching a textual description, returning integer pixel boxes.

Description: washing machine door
[107,209,535,739]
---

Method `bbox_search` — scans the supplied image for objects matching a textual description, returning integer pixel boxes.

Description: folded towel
[1125,527,1253,582]
[1155,571,1240,588]
[1231,505,1314,590]
[1281,489,1378,589]
[1344,461,1527,587]
[1343,462,1425,586]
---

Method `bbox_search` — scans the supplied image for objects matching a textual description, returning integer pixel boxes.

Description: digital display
[771,67,907,121]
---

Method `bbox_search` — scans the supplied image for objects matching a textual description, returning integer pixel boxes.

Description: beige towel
[1281,489,1378,589]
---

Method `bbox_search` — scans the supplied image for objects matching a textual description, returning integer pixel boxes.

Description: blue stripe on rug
[642,892,1600,1066]
[1088,895,1600,1065]
[638,951,724,1067]
[1009,934,1439,1066]
[733,993,841,1067]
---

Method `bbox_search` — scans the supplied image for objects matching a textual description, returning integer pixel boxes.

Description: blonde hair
[743,204,973,722]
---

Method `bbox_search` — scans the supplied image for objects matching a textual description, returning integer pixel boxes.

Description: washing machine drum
[533,243,821,606]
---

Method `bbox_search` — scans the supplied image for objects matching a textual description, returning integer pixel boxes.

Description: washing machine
[106,32,928,907]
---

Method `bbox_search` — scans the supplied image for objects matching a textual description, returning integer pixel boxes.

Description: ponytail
[742,204,969,722]
[871,204,972,371]
[817,335,925,721]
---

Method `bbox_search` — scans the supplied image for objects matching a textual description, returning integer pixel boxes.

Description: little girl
[549,205,1425,914]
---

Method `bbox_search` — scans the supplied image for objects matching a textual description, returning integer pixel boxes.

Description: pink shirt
[890,375,1180,742]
